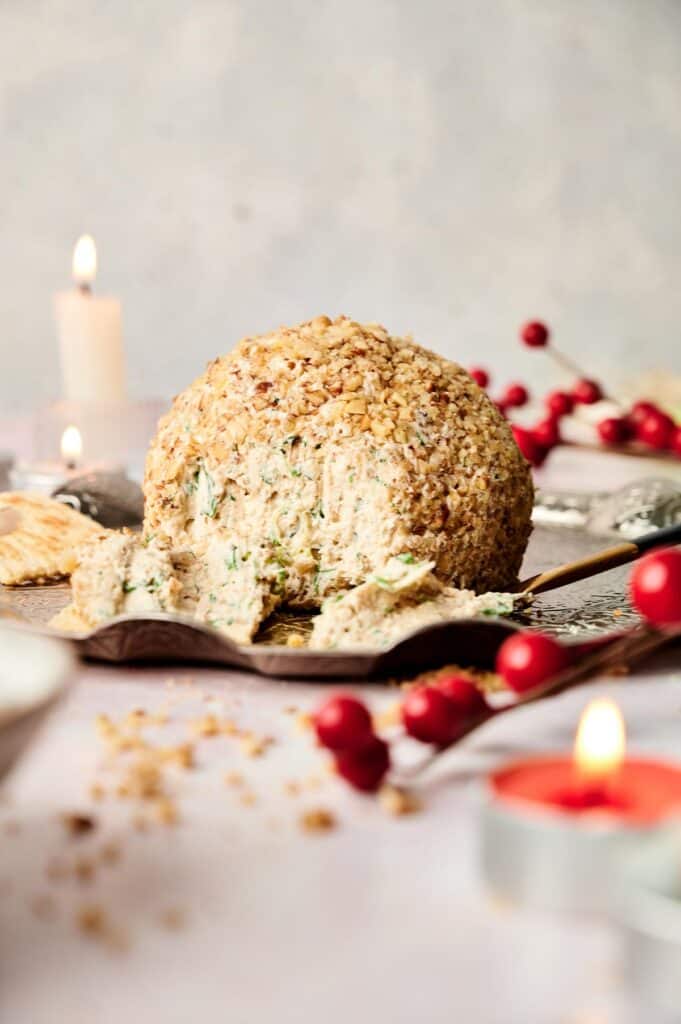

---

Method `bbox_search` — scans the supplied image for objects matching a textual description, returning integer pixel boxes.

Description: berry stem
[388,622,678,784]
[546,346,593,383]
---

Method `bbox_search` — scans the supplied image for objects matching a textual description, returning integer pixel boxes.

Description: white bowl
[0,625,74,780]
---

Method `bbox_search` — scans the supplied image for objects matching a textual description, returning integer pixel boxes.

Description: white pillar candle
[54,235,127,402]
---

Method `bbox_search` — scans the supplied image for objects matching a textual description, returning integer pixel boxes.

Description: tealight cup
[481,697,681,915]
[481,755,681,915]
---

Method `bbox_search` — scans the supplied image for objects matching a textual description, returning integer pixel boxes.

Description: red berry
[545,390,574,418]
[520,320,549,348]
[469,367,490,389]
[401,686,462,746]
[314,694,374,752]
[670,427,681,458]
[495,631,571,693]
[435,674,487,719]
[512,425,547,468]
[573,379,603,405]
[630,548,681,626]
[501,383,529,409]
[637,410,675,450]
[597,417,631,446]
[532,418,561,449]
[335,736,390,792]
[629,401,660,427]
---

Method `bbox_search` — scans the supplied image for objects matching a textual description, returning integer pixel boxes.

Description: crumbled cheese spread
[310,556,517,649]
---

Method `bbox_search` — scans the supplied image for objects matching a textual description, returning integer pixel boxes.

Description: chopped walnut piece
[61,812,97,838]
[378,785,422,817]
[239,733,274,758]
[77,904,105,934]
[155,798,179,826]
[73,857,95,884]
[158,907,186,930]
[295,712,313,733]
[76,904,128,951]
[299,808,337,833]
[160,743,195,769]
[191,714,221,737]
[99,842,122,866]
[121,756,164,800]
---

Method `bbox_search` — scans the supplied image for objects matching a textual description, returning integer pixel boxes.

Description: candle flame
[60,425,82,467]
[574,698,626,782]
[72,235,97,287]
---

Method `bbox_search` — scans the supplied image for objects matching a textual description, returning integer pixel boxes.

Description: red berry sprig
[500,382,529,409]
[515,319,681,464]
[597,417,632,446]
[545,390,574,418]
[312,546,681,794]
[629,547,681,627]
[572,378,603,405]
[511,425,548,468]
[314,694,374,751]
[335,737,391,792]
[402,685,465,746]
[313,676,493,793]
[495,631,572,693]
[313,694,390,792]
[469,366,490,389]
[519,320,596,385]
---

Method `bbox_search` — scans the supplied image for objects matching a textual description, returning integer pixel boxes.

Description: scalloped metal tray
[0,524,640,678]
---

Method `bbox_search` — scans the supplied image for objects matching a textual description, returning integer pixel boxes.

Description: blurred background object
[0,0,680,420]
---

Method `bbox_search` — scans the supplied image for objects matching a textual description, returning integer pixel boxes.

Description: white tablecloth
[2,446,681,1024]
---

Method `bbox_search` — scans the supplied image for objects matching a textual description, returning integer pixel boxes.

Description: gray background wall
[1,0,680,414]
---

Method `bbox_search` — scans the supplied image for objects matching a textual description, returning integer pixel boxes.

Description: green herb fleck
[313,566,335,593]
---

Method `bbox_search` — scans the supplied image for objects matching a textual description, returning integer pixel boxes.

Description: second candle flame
[72,235,97,288]
[60,425,83,468]
[574,698,626,782]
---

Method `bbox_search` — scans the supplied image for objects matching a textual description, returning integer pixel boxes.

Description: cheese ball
[143,316,533,606]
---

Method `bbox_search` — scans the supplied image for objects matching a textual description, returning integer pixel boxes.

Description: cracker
[0,492,105,585]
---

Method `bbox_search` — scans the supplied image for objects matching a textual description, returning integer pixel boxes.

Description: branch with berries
[311,546,681,795]
[470,320,681,468]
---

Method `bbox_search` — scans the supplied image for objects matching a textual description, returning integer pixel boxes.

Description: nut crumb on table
[378,785,422,817]
[158,907,186,930]
[61,812,97,838]
[224,771,244,787]
[299,808,337,833]
[76,904,129,951]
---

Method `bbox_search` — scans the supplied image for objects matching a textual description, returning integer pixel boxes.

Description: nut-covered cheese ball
[144,316,533,607]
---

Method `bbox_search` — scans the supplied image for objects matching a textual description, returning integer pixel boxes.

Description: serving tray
[0,524,640,678]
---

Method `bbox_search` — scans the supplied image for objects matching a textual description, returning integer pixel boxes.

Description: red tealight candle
[481,700,681,914]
